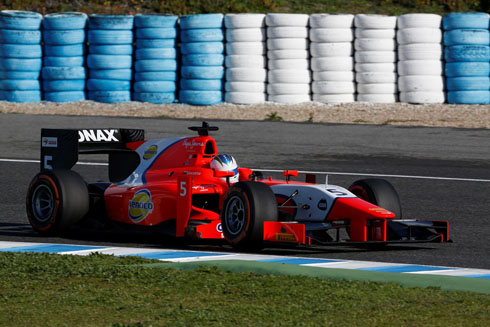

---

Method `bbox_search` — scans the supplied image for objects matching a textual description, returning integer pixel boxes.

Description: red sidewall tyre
[26,169,89,235]
[348,178,402,219]
[221,181,278,249]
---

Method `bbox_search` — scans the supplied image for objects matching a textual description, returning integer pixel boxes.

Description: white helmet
[210,154,239,183]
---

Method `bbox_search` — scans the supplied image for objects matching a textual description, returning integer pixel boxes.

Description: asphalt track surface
[1,113,489,269]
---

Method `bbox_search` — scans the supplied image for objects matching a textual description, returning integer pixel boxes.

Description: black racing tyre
[221,181,278,249]
[26,169,89,235]
[348,178,402,219]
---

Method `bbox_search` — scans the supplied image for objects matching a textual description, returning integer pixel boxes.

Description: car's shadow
[0,222,436,256]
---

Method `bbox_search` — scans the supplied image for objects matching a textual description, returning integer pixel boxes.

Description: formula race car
[26,122,450,249]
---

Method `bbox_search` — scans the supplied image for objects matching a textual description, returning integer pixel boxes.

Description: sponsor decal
[128,189,154,223]
[275,233,297,243]
[216,223,222,233]
[317,199,328,211]
[78,129,119,142]
[192,184,215,192]
[143,145,158,160]
[184,171,201,176]
[41,137,57,148]
[369,207,389,212]
[183,139,204,150]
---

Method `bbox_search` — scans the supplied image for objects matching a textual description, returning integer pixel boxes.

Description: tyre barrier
[133,10,178,104]
[42,12,87,102]
[0,11,488,106]
[0,10,42,102]
[90,69,132,81]
[45,56,85,67]
[443,12,490,30]
[310,14,355,104]
[0,10,42,30]
[44,44,85,57]
[444,12,490,104]
[355,14,398,103]
[88,14,134,30]
[87,14,133,103]
[397,13,445,104]
[225,14,266,104]
[266,13,310,104]
[0,44,42,58]
[180,14,224,105]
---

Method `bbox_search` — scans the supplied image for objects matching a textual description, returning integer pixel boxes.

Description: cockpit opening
[204,140,217,156]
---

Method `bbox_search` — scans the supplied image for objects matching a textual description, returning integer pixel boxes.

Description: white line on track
[0,158,108,166]
[252,169,490,183]
[2,158,490,183]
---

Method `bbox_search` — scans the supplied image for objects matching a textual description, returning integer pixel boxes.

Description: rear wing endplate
[40,128,145,181]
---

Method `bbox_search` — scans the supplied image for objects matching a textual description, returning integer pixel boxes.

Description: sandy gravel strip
[1,101,489,129]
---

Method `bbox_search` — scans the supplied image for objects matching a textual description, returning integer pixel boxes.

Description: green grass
[1,0,488,15]
[265,111,284,121]
[0,252,489,327]
[353,119,373,123]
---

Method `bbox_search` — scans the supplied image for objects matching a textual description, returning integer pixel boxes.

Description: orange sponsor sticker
[275,233,297,243]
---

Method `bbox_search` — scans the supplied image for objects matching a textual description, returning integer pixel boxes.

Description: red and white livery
[26,122,450,249]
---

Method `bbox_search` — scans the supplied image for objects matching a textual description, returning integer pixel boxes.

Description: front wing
[263,219,450,246]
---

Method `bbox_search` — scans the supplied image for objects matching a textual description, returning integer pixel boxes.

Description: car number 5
[180,181,186,197]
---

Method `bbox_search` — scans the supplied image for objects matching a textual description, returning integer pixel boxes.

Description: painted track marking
[0,241,489,279]
[2,158,490,183]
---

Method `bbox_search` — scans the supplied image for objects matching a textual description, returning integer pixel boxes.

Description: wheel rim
[31,184,54,222]
[225,195,246,236]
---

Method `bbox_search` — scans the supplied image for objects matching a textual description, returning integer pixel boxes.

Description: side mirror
[214,170,235,187]
[283,170,298,182]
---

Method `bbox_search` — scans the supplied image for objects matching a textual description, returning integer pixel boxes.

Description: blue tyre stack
[179,14,224,105]
[0,10,42,102]
[87,15,133,103]
[444,12,490,104]
[42,12,87,102]
[133,14,178,104]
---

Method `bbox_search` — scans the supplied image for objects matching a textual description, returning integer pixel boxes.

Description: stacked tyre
[0,10,42,102]
[310,14,355,104]
[179,14,224,106]
[87,15,133,103]
[42,12,87,102]
[443,12,490,104]
[266,14,311,104]
[354,14,398,103]
[224,14,267,104]
[397,14,445,104]
[133,14,178,104]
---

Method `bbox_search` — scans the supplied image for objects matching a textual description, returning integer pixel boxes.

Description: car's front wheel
[348,178,402,218]
[221,181,278,249]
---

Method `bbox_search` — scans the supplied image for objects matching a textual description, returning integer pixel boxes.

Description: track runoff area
[2,157,490,293]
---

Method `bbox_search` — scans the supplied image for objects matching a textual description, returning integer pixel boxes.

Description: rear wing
[41,128,145,182]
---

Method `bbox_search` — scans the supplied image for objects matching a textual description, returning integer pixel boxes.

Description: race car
[26,122,450,249]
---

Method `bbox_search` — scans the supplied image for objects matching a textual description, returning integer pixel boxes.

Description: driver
[210,154,239,183]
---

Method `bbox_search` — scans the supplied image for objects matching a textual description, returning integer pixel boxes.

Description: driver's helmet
[210,154,239,183]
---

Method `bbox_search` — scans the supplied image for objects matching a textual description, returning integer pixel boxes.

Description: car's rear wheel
[348,178,402,218]
[26,169,89,235]
[221,181,278,249]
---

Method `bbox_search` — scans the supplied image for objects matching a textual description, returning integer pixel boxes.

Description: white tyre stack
[309,14,355,104]
[266,13,311,104]
[224,14,266,104]
[354,14,398,103]
[397,14,445,104]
